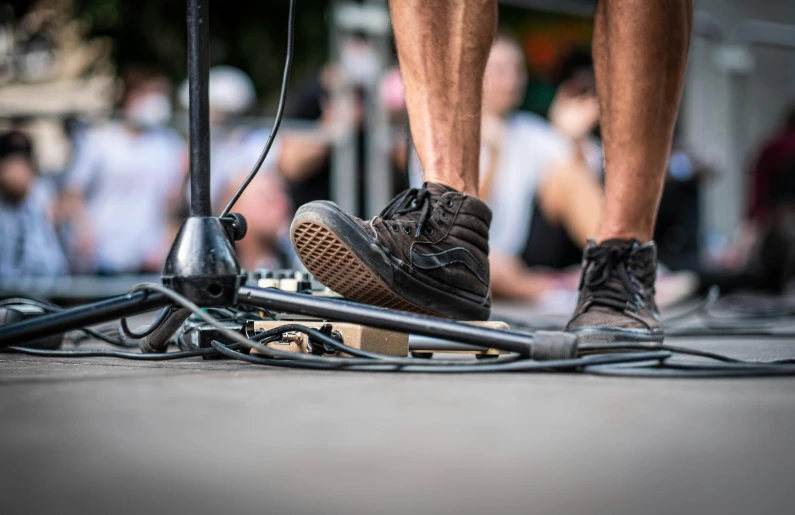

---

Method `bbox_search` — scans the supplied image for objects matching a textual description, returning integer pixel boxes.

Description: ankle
[595,226,654,244]
[423,175,478,197]
[595,234,652,244]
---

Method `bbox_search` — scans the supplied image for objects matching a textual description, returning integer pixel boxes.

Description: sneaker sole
[567,326,664,344]
[291,202,490,320]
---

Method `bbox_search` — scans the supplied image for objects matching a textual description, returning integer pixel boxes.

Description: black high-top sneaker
[566,239,664,342]
[290,183,492,320]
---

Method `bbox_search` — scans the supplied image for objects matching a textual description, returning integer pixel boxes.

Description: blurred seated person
[217,170,297,271]
[480,36,603,300]
[58,67,185,274]
[277,34,408,216]
[748,102,795,228]
[740,104,795,290]
[0,131,67,277]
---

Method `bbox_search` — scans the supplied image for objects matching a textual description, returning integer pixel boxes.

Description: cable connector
[529,331,579,361]
[139,308,191,353]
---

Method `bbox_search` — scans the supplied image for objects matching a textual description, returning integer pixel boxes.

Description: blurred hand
[548,90,599,141]
[57,189,96,266]
[73,225,96,264]
[481,113,506,155]
[141,251,165,273]
[234,172,292,240]
[320,93,361,142]
[490,252,555,301]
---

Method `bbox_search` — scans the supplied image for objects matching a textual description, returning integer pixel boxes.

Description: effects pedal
[249,319,511,359]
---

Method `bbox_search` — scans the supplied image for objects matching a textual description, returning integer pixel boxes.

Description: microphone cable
[220,0,295,217]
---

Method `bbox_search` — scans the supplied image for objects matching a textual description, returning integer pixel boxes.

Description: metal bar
[329,0,359,216]
[364,73,391,218]
[0,292,171,346]
[732,19,795,49]
[364,0,392,218]
[237,286,536,355]
[187,0,212,216]
[409,335,492,353]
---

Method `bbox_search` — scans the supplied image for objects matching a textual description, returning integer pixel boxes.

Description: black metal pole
[187,0,212,216]
[0,292,171,347]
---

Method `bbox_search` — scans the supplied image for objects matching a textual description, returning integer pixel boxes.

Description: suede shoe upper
[356,183,492,301]
[566,238,662,332]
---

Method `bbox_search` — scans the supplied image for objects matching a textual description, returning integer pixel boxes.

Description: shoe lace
[379,185,440,237]
[581,244,650,312]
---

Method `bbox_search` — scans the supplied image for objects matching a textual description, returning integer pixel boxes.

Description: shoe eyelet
[446,200,454,208]
[424,227,434,236]
[440,212,448,219]
[391,224,399,232]
[403,226,411,235]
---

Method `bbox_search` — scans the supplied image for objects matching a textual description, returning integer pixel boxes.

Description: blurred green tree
[70,0,331,109]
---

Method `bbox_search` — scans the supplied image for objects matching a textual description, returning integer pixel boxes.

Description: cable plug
[306,323,339,355]
[529,331,579,361]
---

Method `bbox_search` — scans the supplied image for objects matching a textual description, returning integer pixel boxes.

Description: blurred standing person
[0,131,67,277]
[739,103,795,290]
[278,34,407,216]
[59,67,185,274]
[178,66,261,208]
[748,103,795,226]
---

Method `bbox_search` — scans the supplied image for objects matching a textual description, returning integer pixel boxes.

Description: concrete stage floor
[2,305,795,515]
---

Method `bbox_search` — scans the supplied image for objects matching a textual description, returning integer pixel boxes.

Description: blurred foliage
[2,0,592,116]
[69,0,331,109]
[500,5,593,116]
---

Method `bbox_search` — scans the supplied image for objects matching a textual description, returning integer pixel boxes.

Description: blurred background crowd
[1,0,794,308]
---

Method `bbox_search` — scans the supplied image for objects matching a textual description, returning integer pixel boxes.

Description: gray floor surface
[2,306,795,515]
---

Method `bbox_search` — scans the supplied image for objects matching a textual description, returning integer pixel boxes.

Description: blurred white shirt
[0,182,67,278]
[483,112,574,257]
[66,123,185,273]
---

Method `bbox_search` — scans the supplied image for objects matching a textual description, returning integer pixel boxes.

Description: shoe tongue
[587,238,657,284]
[422,182,460,196]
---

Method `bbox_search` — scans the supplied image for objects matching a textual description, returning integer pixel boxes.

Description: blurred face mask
[127,94,172,128]
[340,39,381,86]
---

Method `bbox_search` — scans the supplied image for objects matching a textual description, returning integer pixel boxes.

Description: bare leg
[594,0,692,242]
[566,0,692,340]
[389,0,497,197]
[291,0,497,319]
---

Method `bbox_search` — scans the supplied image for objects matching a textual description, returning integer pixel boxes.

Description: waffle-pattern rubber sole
[292,220,438,316]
